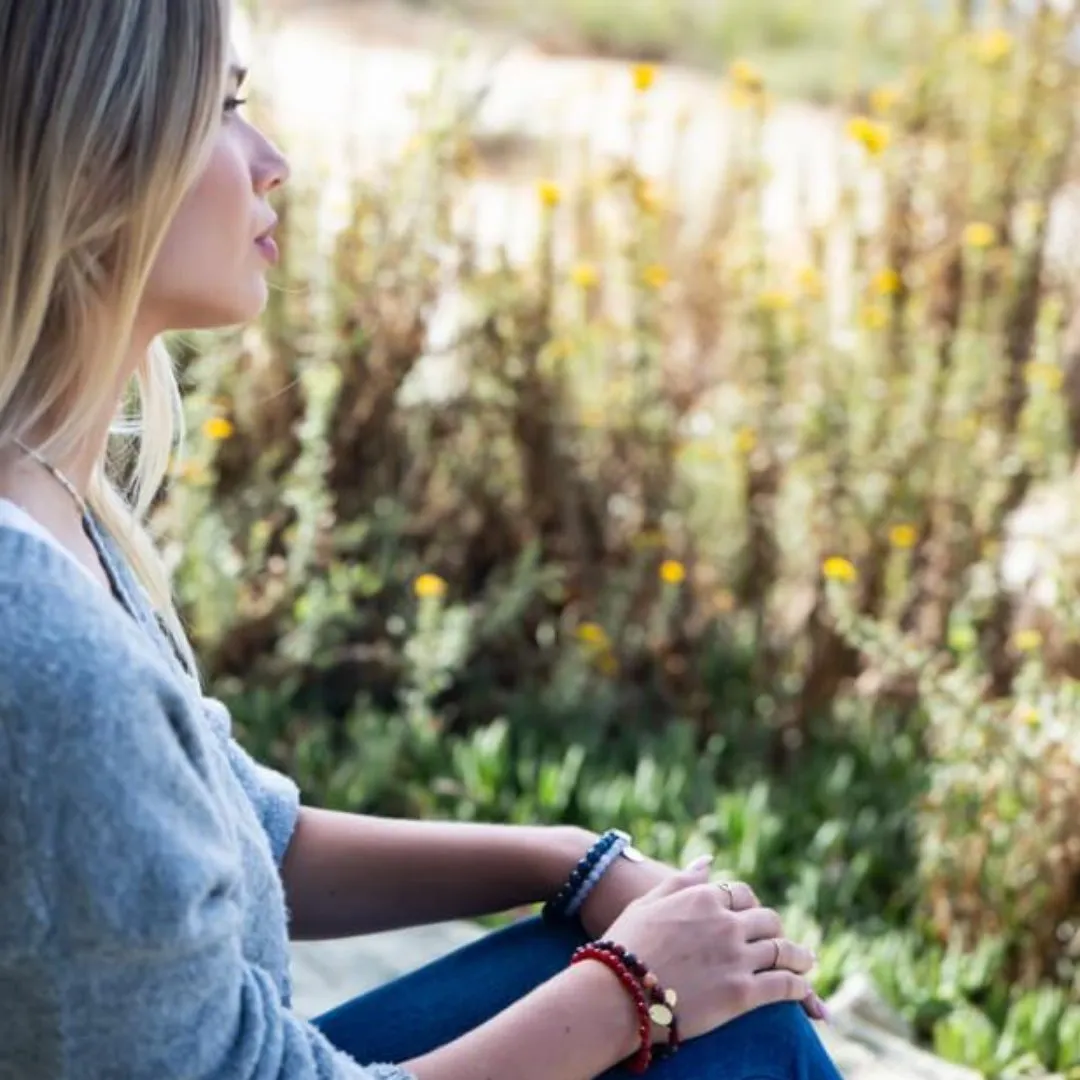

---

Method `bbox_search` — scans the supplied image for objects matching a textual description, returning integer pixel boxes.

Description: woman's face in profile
[142,46,290,335]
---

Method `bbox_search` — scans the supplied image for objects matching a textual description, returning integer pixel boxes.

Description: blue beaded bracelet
[544,829,640,923]
[565,832,628,917]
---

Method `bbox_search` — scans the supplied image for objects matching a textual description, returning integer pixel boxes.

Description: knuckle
[729,975,754,1008]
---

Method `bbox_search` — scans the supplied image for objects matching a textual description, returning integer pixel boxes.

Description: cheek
[143,137,258,329]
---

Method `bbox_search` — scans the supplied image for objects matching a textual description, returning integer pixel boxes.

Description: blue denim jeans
[312,917,844,1079]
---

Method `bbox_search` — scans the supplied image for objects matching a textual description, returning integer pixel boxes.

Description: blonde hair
[0,1,230,674]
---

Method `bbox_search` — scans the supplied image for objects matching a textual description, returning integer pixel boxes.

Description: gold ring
[771,939,782,970]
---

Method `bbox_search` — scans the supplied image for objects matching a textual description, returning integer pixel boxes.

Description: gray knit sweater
[0,504,413,1080]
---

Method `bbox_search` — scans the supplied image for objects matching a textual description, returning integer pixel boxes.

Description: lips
[255,216,280,265]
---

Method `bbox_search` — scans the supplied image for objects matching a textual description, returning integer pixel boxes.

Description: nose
[253,132,290,196]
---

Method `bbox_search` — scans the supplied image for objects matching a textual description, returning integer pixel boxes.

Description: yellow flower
[659,559,687,586]
[873,268,903,296]
[1019,706,1040,729]
[757,289,793,312]
[846,116,891,158]
[537,180,562,209]
[641,264,670,290]
[734,427,757,455]
[729,59,764,93]
[632,63,657,94]
[889,523,918,550]
[1025,361,1064,392]
[823,556,858,584]
[859,304,889,332]
[870,84,901,116]
[963,222,997,249]
[974,28,1014,67]
[570,262,600,289]
[797,265,825,299]
[414,573,448,600]
[577,622,610,648]
[202,417,235,441]
[1013,628,1043,653]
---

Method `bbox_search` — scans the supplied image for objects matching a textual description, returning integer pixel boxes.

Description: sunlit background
[168,3,1080,1075]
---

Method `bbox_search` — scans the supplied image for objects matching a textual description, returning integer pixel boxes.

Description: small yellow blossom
[660,559,687,586]
[870,84,901,116]
[729,59,764,93]
[797,265,825,299]
[632,63,657,94]
[577,622,610,648]
[974,28,1014,67]
[889,523,918,550]
[202,417,235,441]
[537,180,563,209]
[823,556,858,584]
[570,263,600,289]
[1013,628,1043,653]
[1025,361,1064,392]
[641,264,670,290]
[757,289,793,312]
[1019,706,1040,729]
[859,304,889,332]
[963,222,997,249]
[735,427,757,455]
[873,268,903,296]
[414,573,448,600]
[846,116,891,158]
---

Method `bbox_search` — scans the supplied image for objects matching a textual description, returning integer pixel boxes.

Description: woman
[0,3,844,1078]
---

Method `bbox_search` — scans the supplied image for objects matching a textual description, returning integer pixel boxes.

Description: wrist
[560,956,643,1064]
[539,825,597,900]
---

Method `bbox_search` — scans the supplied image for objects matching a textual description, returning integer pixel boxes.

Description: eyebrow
[230,64,249,89]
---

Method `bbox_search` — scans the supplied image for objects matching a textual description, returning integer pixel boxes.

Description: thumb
[647,854,714,901]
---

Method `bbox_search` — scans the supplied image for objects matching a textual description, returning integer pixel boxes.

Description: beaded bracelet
[543,830,621,923]
[564,832,628,917]
[570,944,653,1073]
[593,940,681,1059]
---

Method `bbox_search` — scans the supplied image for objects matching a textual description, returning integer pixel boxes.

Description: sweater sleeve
[0,581,415,1080]
[203,697,303,867]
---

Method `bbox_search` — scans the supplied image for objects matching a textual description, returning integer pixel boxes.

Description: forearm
[282,807,594,940]
[405,962,637,1080]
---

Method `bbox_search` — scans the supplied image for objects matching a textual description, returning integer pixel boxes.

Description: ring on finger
[717,882,736,906]
[769,938,782,970]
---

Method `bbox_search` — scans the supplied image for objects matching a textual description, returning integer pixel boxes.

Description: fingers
[751,970,814,1009]
[648,855,715,901]
[735,906,784,942]
[747,937,816,976]
[714,880,759,911]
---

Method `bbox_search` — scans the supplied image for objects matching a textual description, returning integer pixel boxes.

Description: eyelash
[224,96,248,114]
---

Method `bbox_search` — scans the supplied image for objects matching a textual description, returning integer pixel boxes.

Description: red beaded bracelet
[593,940,681,1058]
[570,944,654,1073]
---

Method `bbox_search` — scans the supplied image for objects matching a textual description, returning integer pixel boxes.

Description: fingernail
[812,995,833,1026]
[683,854,714,872]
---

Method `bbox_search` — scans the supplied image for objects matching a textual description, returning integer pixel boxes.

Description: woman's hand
[599,858,829,1039]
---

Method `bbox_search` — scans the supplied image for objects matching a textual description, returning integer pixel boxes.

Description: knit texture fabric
[0,506,414,1080]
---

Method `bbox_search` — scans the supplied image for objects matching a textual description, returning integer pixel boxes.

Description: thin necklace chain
[13,438,89,520]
